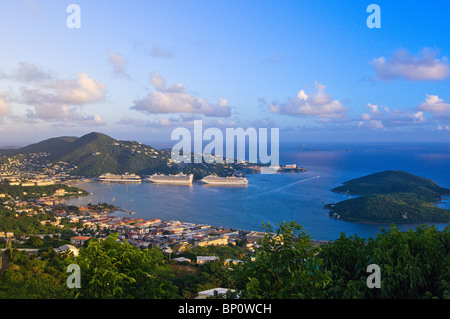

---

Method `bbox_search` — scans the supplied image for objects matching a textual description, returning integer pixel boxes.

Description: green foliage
[170,260,234,299]
[0,220,448,299]
[231,221,331,299]
[0,181,87,200]
[332,170,450,198]
[327,192,450,223]
[0,250,72,299]
[75,233,180,299]
[27,236,44,248]
[177,243,248,262]
[44,132,171,177]
[327,170,450,223]
[320,224,450,299]
[169,244,245,298]
[0,207,60,236]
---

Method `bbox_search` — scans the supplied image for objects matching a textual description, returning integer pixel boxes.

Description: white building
[196,256,219,264]
[196,288,235,299]
[56,244,79,257]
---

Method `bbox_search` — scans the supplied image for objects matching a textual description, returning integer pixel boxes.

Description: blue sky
[0,0,449,147]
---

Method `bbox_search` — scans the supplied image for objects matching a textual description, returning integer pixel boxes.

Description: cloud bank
[131,72,231,117]
[108,52,130,78]
[268,82,348,120]
[371,48,450,81]
[416,94,450,120]
[0,62,106,126]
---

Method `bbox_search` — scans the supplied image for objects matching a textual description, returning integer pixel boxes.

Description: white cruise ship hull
[97,173,141,183]
[201,181,247,186]
[200,175,248,186]
[145,173,193,185]
[98,178,141,183]
[146,179,192,185]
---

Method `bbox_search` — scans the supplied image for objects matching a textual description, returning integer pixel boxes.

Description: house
[56,244,79,257]
[246,231,266,243]
[148,219,162,226]
[195,236,228,247]
[196,288,235,299]
[225,259,242,266]
[54,189,66,197]
[70,236,91,246]
[173,257,191,263]
[196,256,219,264]
[78,206,90,213]
[21,182,36,187]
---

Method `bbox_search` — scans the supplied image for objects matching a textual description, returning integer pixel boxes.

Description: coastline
[65,182,331,244]
[63,172,450,242]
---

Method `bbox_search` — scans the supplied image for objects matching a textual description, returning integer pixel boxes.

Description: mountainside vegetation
[51,132,172,177]
[1,132,240,178]
[326,170,450,223]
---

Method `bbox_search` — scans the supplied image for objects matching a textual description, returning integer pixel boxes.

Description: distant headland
[324,170,450,224]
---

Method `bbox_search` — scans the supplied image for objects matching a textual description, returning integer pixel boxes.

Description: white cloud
[358,103,428,129]
[0,93,10,116]
[367,103,381,114]
[118,115,174,128]
[0,62,52,83]
[131,72,231,117]
[20,71,105,106]
[26,103,104,126]
[358,120,384,130]
[268,82,347,119]
[118,115,237,131]
[149,71,166,91]
[108,52,130,78]
[7,66,108,125]
[370,48,450,81]
[45,71,106,105]
[416,94,450,120]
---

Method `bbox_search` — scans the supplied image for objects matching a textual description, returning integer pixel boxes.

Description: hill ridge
[2,132,239,179]
[326,170,450,224]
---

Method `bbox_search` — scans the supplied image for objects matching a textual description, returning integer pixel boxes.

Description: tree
[231,221,331,299]
[0,250,71,299]
[75,233,180,299]
[319,224,450,299]
[28,236,44,248]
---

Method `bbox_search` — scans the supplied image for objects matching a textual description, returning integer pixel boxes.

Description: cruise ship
[97,173,142,183]
[200,174,248,186]
[145,173,194,185]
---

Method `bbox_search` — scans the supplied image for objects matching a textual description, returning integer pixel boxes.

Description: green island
[325,170,450,223]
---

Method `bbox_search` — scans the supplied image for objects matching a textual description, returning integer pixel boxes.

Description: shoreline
[66,183,332,244]
[63,176,448,241]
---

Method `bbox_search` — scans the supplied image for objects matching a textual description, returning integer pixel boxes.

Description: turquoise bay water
[65,143,450,241]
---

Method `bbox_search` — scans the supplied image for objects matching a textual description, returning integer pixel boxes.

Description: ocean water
[64,142,450,241]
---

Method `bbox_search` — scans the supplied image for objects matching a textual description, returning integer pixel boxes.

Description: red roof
[71,236,91,240]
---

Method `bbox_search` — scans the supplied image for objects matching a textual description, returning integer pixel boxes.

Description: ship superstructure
[97,173,142,183]
[200,174,248,186]
[145,173,194,185]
